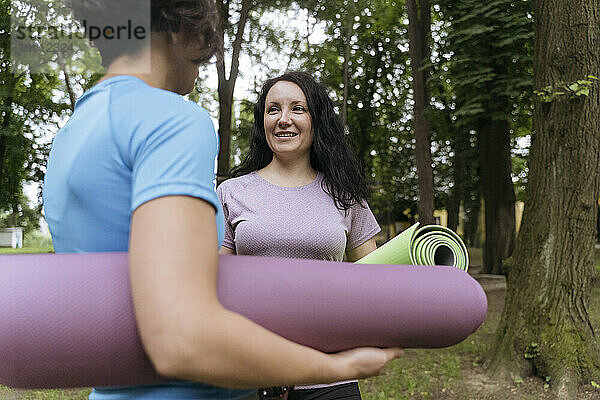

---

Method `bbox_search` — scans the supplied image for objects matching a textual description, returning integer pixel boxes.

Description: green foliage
[300,0,420,222]
[1,0,101,227]
[219,0,535,231]
[512,151,528,201]
[436,0,533,120]
[230,98,254,167]
[24,228,53,248]
[434,0,533,220]
[218,0,300,91]
[534,75,599,102]
[524,342,540,359]
[437,2,533,112]
[0,194,41,236]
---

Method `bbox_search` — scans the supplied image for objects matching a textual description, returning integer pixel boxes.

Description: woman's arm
[345,237,377,262]
[219,246,236,255]
[129,195,401,388]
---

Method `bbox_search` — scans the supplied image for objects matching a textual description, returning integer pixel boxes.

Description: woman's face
[263,81,314,159]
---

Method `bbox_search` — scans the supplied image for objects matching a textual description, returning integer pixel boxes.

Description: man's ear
[169,32,180,44]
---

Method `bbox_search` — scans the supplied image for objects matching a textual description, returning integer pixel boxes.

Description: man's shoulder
[104,78,212,127]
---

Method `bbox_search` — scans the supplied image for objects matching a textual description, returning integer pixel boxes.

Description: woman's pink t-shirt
[217,171,380,261]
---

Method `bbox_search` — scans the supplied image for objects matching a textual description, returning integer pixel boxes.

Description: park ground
[1,246,599,400]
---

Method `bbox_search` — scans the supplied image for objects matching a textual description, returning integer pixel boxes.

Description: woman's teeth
[275,133,298,137]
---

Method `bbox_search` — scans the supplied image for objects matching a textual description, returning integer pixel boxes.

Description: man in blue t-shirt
[44,75,248,399]
[43,2,402,399]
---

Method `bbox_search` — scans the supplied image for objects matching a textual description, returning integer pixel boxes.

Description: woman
[218,71,381,400]
[42,2,401,399]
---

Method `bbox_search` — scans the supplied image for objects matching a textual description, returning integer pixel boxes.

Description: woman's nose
[278,111,291,126]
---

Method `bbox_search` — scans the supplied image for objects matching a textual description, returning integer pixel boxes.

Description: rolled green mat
[355,223,469,271]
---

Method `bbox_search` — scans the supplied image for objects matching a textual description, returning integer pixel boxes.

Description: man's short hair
[68,0,221,67]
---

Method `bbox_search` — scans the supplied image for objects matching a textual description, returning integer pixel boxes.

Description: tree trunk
[407,0,434,225]
[9,201,18,227]
[216,0,252,184]
[479,118,515,275]
[597,203,600,243]
[57,50,76,112]
[448,128,467,232]
[464,192,481,247]
[447,175,461,232]
[216,70,234,184]
[0,134,6,200]
[488,1,600,397]
[0,91,13,202]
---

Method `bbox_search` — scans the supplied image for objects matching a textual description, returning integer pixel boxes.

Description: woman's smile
[274,130,299,138]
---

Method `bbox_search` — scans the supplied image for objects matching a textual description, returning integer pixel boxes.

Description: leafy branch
[534,75,599,102]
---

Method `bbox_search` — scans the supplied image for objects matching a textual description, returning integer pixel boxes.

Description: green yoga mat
[356,223,469,271]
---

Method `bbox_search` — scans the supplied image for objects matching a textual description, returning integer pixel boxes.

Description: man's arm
[129,195,401,388]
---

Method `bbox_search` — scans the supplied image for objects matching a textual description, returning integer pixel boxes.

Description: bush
[24,230,53,249]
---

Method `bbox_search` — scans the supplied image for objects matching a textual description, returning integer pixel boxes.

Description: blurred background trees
[1,0,537,249]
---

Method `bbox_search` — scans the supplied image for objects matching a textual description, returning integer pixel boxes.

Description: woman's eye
[267,107,279,114]
[293,106,306,112]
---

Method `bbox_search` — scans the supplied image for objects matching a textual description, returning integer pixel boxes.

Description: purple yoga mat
[0,253,487,389]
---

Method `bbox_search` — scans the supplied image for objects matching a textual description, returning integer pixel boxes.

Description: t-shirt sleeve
[216,182,236,250]
[129,102,219,212]
[347,201,381,250]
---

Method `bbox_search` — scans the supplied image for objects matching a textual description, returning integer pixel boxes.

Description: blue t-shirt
[43,75,253,400]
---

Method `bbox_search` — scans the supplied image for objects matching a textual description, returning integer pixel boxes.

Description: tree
[406,0,435,225]
[1,1,78,227]
[428,61,482,239]
[301,0,420,226]
[215,0,296,182]
[488,1,600,397]
[0,72,63,227]
[215,0,252,182]
[437,0,533,273]
[339,0,356,127]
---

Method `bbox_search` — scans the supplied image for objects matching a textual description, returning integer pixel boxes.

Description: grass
[0,232,53,254]
[360,348,463,399]
[0,246,53,254]
[358,274,500,400]
[358,286,600,400]
[1,246,599,399]
[0,388,90,400]
[357,248,600,400]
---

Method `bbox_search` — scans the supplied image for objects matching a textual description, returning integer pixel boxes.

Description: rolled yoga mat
[0,252,486,389]
[356,223,469,271]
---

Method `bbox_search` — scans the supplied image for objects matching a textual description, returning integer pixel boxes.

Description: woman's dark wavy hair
[230,71,369,211]
[68,0,221,67]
